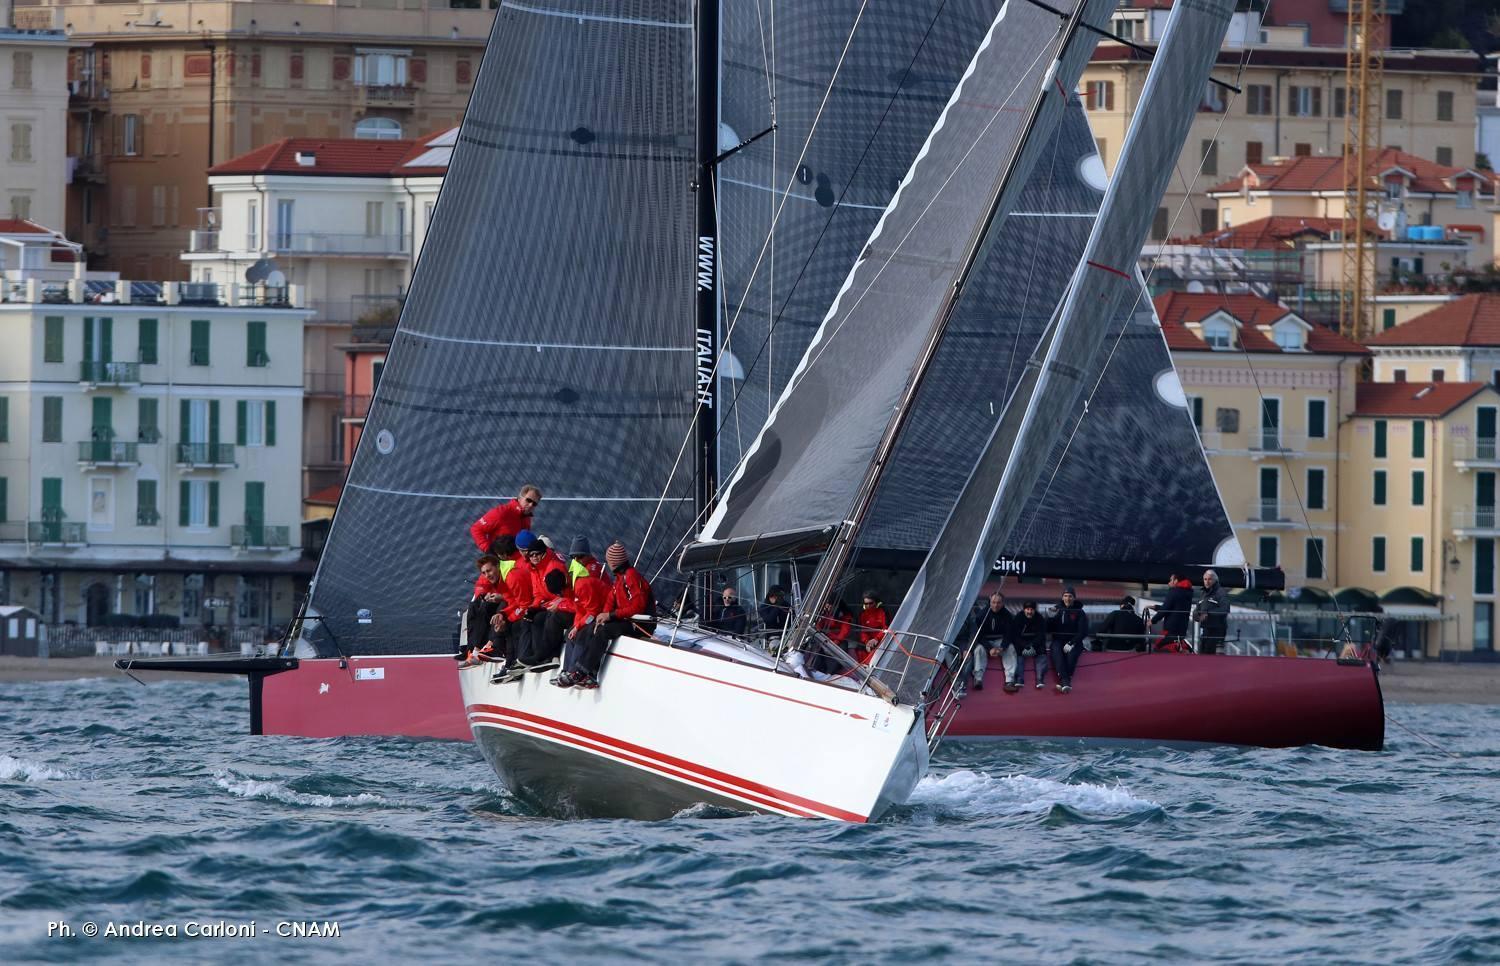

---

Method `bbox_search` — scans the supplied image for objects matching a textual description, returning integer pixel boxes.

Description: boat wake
[212,769,387,808]
[909,769,1160,818]
[0,754,79,783]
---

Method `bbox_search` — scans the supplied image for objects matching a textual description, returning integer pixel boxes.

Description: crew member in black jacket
[962,592,1012,693]
[1096,595,1148,651]
[1007,600,1049,691]
[1048,586,1089,693]
[1149,572,1195,648]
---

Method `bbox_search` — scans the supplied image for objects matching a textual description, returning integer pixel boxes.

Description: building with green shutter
[0,244,314,644]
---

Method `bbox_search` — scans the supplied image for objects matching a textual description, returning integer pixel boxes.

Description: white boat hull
[459,633,928,822]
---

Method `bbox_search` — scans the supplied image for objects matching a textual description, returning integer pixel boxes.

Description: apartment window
[1457,187,1474,209]
[246,320,268,366]
[151,185,166,227]
[1306,538,1325,581]
[1200,208,1216,235]
[138,318,158,364]
[455,58,472,86]
[9,123,32,163]
[9,195,29,221]
[1374,419,1387,458]
[1412,420,1425,458]
[1246,84,1272,115]
[1412,470,1426,507]
[275,200,294,249]
[1386,89,1403,120]
[1085,80,1115,112]
[179,479,220,528]
[44,316,63,362]
[1478,538,1496,596]
[355,117,403,140]
[1393,368,1407,382]
[1200,80,1226,114]
[1202,321,1233,349]
[424,201,435,230]
[1306,468,1326,510]
[1257,536,1278,569]
[190,319,210,366]
[0,396,7,442]
[1333,87,1347,118]
[41,396,63,442]
[137,398,159,443]
[396,202,407,251]
[1436,146,1453,167]
[12,51,33,89]
[1308,398,1327,439]
[364,201,383,238]
[1200,139,1219,177]
[123,114,141,156]
[1437,90,1455,122]
[1372,536,1387,573]
[1382,308,1396,331]
[1191,396,1204,431]
[1433,370,1446,382]
[1151,207,1168,241]
[1245,140,1263,165]
[1373,470,1387,506]
[1293,143,1312,158]
[236,400,277,447]
[1411,536,1425,573]
[136,479,159,526]
[1288,85,1321,117]
[353,48,409,87]
[246,199,260,250]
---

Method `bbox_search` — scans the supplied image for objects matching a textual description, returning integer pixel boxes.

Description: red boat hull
[944,652,1384,750]
[255,652,1384,751]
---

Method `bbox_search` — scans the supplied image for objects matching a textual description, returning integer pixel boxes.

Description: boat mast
[693,0,721,614]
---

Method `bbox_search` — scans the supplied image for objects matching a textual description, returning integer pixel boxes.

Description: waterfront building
[1365,294,1500,385]
[0,221,311,643]
[0,11,70,228]
[8,0,493,279]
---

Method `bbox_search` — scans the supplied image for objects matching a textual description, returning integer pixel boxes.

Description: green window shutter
[179,480,190,526]
[1412,420,1425,458]
[1374,419,1387,458]
[1373,471,1387,505]
[137,398,158,442]
[1412,470,1425,507]
[236,400,248,446]
[83,316,94,362]
[209,400,220,449]
[1411,536,1425,573]
[42,477,62,512]
[245,481,265,527]
[44,316,63,362]
[190,319,210,365]
[1373,537,1386,572]
[42,396,62,442]
[208,481,219,527]
[101,317,113,362]
[1477,539,1496,596]
[0,477,7,523]
[179,399,190,445]
[265,400,276,446]
[138,318,158,364]
[137,479,156,524]
[247,321,267,366]
[1382,308,1396,330]
[0,396,8,442]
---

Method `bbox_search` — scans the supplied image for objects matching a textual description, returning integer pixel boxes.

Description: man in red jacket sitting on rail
[469,484,541,554]
[576,542,656,690]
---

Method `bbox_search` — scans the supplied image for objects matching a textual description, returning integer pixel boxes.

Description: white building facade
[0,21,70,228]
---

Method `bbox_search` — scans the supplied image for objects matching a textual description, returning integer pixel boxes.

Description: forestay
[881,0,1239,701]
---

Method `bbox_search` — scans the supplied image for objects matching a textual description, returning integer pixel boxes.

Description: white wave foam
[0,754,79,783]
[910,769,1158,817]
[212,770,385,808]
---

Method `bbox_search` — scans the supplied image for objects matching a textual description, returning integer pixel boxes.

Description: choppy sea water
[1,677,1497,964]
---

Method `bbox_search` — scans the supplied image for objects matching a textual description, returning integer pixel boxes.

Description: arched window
[355,117,403,140]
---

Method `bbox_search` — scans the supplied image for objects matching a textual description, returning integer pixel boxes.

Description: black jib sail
[306,1,698,656]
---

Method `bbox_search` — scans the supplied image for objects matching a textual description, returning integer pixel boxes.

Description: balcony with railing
[358,84,418,108]
[309,295,404,326]
[175,443,237,468]
[187,229,220,253]
[78,361,141,386]
[232,525,291,549]
[1248,431,1323,456]
[1244,500,1301,527]
[271,232,407,257]
[343,395,373,421]
[1451,437,1500,469]
[1,278,304,309]
[305,370,345,396]
[77,440,139,466]
[1453,506,1500,536]
[28,521,87,546]
[137,507,161,527]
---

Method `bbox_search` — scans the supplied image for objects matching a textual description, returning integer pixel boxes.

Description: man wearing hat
[1095,595,1148,652]
[573,542,656,689]
[567,535,603,583]
[1047,586,1089,693]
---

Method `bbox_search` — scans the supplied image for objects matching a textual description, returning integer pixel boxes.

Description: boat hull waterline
[459,635,929,821]
[253,650,1383,752]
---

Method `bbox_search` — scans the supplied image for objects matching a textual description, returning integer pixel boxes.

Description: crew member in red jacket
[578,542,656,689]
[520,535,573,670]
[489,532,535,669]
[468,484,541,553]
[458,554,506,666]
[855,590,889,665]
[557,556,612,687]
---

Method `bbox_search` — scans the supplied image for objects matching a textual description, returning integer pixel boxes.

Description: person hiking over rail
[574,542,656,690]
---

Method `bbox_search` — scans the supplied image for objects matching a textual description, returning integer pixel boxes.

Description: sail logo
[697,236,715,292]
[992,556,1027,575]
[695,328,714,408]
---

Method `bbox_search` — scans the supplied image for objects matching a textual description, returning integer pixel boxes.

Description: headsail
[882,0,1239,699]
[683,0,1117,572]
[306,1,697,655]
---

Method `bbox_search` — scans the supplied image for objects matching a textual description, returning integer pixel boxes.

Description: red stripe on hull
[467,702,867,822]
[947,652,1384,750]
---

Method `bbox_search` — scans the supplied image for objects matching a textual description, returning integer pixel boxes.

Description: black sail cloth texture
[307,1,697,656]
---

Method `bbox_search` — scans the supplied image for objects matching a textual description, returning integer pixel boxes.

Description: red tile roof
[1154,292,1367,355]
[1207,148,1491,197]
[0,219,61,236]
[305,483,343,506]
[1354,381,1490,417]
[1365,294,1500,347]
[209,131,456,178]
[1182,215,1380,249]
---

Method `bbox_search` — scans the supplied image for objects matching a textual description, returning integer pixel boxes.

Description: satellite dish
[1187,280,1206,293]
[266,270,286,287]
[244,258,276,284]
[1377,210,1397,232]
